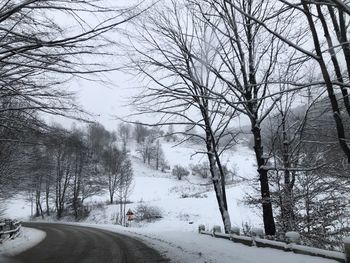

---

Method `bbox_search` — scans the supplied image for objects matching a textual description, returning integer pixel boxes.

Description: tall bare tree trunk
[252,124,276,235]
[302,0,350,163]
[205,126,231,233]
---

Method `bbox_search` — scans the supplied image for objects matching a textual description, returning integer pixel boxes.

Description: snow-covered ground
[5,141,259,232]
[83,141,261,232]
[4,140,339,262]
[0,227,46,257]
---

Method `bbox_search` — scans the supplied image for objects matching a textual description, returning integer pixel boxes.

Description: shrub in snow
[230,226,240,235]
[172,165,190,180]
[250,228,264,238]
[134,203,162,222]
[285,231,300,244]
[190,162,210,178]
[198,224,205,233]
[241,221,252,236]
[212,225,221,234]
[161,163,171,172]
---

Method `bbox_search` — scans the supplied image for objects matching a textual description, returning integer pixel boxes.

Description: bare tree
[68,128,89,220]
[262,88,317,232]
[118,123,132,150]
[165,125,176,142]
[0,0,141,122]
[172,165,190,180]
[298,1,350,164]
[0,0,144,199]
[137,136,155,165]
[188,0,299,235]
[117,152,133,226]
[220,0,350,166]
[134,122,149,144]
[126,1,238,233]
[154,139,166,171]
[103,145,122,205]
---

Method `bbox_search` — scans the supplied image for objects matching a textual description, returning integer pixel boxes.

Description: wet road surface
[4,222,169,263]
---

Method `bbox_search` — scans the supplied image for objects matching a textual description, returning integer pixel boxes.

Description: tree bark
[252,125,276,235]
[302,0,350,163]
[206,127,231,234]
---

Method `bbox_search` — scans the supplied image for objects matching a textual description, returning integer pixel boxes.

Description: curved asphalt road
[7,223,169,263]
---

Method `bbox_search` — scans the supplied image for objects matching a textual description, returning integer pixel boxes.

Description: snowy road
[10,223,169,263]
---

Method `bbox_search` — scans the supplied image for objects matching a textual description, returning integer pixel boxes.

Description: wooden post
[344,237,350,263]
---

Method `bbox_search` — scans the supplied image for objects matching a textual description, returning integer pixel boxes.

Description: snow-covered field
[5,141,259,232]
[84,141,261,232]
[3,140,340,262]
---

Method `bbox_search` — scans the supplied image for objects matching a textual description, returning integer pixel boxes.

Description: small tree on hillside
[134,122,149,143]
[191,162,210,179]
[137,137,154,164]
[165,125,176,142]
[117,151,133,226]
[172,165,190,180]
[103,146,121,205]
[154,140,167,171]
[118,123,132,150]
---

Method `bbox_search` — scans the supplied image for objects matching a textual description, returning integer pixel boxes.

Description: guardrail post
[344,237,350,263]
[212,225,221,237]
[198,224,205,233]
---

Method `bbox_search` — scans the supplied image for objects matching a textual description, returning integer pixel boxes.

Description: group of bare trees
[3,122,133,222]
[0,0,136,135]
[261,96,350,248]
[0,0,139,221]
[133,123,169,171]
[126,0,350,246]
[90,123,134,226]
[1,0,350,248]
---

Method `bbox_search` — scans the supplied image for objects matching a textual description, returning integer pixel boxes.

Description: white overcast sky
[47,0,149,131]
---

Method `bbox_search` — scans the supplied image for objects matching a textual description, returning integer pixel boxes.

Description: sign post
[126,209,134,227]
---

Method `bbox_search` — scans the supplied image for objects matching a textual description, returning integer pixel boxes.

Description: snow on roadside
[0,227,46,257]
[66,222,340,263]
[132,230,340,263]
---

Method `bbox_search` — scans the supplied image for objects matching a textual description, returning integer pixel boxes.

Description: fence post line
[0,220,21,242]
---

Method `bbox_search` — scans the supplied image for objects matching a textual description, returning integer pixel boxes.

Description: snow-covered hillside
[4,140,342,263]
[5,140,260,230]
[83,140,261,232]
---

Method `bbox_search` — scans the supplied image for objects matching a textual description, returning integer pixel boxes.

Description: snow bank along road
[9,223,169,263]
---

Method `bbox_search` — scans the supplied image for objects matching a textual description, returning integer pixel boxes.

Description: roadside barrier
[0,220,22,243]
[199,226,348,262]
